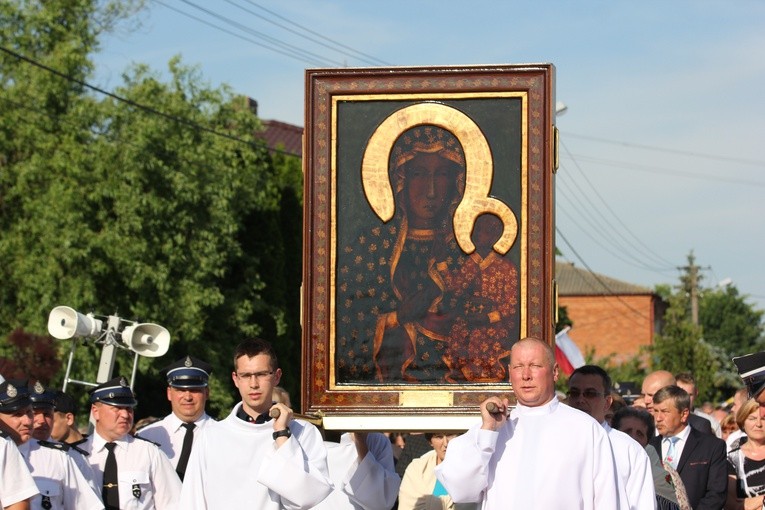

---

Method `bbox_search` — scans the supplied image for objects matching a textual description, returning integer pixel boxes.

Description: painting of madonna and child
[334,99,526,387]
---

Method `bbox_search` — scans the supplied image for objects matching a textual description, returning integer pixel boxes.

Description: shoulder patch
[38,439,70,452]
[133,434,161,447]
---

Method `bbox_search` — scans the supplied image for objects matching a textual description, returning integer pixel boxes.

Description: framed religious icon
[302,64,557,430]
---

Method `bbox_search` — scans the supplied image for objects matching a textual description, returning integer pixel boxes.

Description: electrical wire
[228,0,392,67]
[556,227,652,322]
[562,132,765,168]
[560,153,765,188]
[160,0,339,67]
[559,139,677,269]
[0,45,300,158]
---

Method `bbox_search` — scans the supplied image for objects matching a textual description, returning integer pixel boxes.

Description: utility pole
[678,251,709,326]
[689,260,699,326]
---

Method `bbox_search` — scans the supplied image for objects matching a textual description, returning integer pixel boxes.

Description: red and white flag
[554,327,586,376]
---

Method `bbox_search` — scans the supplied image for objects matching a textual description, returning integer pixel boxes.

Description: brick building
[556,260,666,364]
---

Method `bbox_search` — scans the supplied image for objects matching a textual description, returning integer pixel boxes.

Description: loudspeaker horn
[121,323,170,358]
[47,306,104,340]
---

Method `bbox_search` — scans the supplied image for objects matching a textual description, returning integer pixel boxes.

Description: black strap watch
[272,428,291,440]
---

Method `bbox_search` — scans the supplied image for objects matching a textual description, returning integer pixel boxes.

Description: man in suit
[649,384,726,510]
[642,370,714,435]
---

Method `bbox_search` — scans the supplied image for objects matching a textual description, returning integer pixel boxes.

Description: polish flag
[555,327,586,376]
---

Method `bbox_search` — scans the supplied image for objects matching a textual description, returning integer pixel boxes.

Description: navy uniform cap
[733,351,765,398]
[53,390,77,415]
[161,356,212,388]
[89,376,137,407]
[29,381,57,409]
[0,379,31,413]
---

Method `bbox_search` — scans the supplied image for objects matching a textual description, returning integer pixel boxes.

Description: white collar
[513,396,559,417]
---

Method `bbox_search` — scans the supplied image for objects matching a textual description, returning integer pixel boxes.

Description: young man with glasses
[567,365,655,510]
[179,338,332,509]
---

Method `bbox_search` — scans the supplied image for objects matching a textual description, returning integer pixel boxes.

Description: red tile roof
[257,120,303,157]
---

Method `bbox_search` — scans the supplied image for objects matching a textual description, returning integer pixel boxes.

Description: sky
[93,1,765,314]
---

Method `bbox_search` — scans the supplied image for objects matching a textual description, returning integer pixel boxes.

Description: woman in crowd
[726,399,765,510]
[398,432,476,510]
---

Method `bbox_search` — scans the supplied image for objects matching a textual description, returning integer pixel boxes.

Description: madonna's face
[405,153,455,229]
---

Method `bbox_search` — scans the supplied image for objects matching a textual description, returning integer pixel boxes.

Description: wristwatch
[272,428,291,440]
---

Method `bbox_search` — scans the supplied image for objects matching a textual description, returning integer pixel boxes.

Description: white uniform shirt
[435,398,620,510]
[314,432,400,510]
[19,440,104,510]
[179,402,333,510]
[0,436,38,507]
[138,412,214,468]
[603,422,657,510]
[81,431,182,510]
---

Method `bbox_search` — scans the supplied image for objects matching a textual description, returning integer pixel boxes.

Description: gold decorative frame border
[302,65,556,429]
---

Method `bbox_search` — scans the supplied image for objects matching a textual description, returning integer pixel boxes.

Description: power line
[229,0,392,67]
[161,0,340,67]
[0,45,300,158]
[561,153,765,188]
[556,227,652,322]
[556,200,675,274]
[559,139,676,269]
[562,132,765,168]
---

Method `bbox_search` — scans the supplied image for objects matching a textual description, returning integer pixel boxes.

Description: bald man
[436,337,620,509]
[641,370,713,436]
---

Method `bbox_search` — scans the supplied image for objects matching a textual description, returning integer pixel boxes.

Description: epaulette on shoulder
[133,434,161,447]
[63,441,89,456]
[38,439,71,452]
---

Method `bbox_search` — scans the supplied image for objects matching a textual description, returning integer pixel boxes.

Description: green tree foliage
[650,289,719,400]
[649,253,764,402]
[699,285,765,356]
[0,1,305,420]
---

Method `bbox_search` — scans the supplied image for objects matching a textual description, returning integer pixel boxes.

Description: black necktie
[103,442,119,510]
[175,422,196,481]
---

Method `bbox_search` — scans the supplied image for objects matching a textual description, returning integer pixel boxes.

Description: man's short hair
[674,372,698,393]
[54,390,77,415]
[653,385,691,412]
[233,338,278,370]
[612,406,655,439]
[570,365,612,394]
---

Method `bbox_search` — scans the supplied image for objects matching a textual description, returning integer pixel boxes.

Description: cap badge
[119,377,128,387]
[184,356,192,367]
[7,384,17,398]
[34,381,44,394]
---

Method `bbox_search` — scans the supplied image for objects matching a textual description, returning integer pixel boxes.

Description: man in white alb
[567,364,656,510]
[435,337,620,509]
[179,338,332,509]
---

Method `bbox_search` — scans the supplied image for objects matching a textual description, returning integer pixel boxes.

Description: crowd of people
[1,337,765,510]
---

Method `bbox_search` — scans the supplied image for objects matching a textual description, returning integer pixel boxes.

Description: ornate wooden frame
[302,64,557,430]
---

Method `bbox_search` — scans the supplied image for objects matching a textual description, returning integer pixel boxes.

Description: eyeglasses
[235,371,274,382]
[566,389,605,399]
